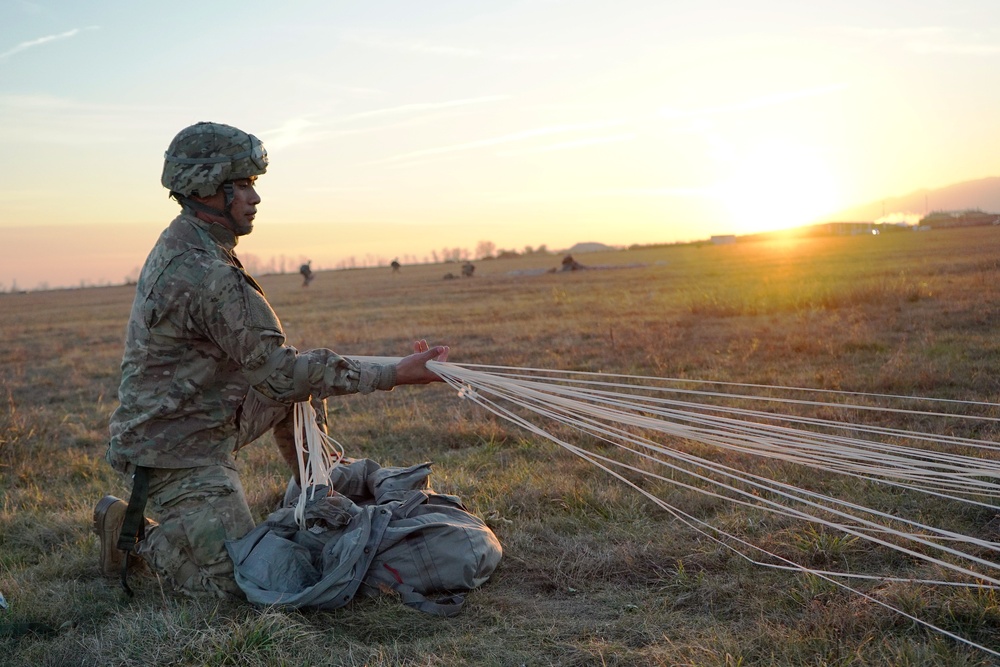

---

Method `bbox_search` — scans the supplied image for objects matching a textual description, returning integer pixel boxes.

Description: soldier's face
[194,178,261,236]
[225,178,261,236]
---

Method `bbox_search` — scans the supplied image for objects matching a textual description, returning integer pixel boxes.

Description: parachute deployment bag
[227,460,502,615]
[361,490,503,616]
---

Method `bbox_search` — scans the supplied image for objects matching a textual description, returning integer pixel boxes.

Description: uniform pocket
[235,388,290,449]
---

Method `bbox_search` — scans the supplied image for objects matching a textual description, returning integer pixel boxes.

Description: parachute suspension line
[291,400,345,530]
[415,359,1000,658]
[450,361,1000,412]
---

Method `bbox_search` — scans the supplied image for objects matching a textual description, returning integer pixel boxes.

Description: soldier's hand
[394,340,449,385]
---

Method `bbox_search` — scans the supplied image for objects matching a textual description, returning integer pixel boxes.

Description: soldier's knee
[175,559,245,600]
[140,526,245,600]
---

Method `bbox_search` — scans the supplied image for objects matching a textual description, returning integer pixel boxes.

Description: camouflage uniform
[108,147,396,596]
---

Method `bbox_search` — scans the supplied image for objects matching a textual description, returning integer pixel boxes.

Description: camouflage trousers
[136,463,253,599]
[123,390,327,599]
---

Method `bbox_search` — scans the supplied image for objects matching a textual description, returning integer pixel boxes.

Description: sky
[2,0,999,290]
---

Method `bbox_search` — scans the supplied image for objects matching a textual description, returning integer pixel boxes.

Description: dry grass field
[3,226,1000,666]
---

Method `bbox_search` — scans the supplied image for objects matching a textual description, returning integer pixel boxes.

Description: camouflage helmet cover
[161,121,268,197]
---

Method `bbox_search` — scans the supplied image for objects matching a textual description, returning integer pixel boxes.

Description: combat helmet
[161,121,267,197]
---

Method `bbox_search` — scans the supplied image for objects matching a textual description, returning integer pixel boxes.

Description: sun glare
[715,141,840,235]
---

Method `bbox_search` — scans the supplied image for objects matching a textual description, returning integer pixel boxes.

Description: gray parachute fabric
[225,459,502,615]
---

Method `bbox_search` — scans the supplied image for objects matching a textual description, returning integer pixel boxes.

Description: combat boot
[93,495,129,577]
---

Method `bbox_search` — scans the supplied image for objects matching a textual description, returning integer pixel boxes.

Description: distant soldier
[391,258,401,273]
[299,260,314,287]
[461,261,475,278]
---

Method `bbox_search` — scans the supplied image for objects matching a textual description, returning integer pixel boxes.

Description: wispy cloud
[371,119,629,166]
[261,117,317,151]
[0,25,98,61]
[659,83,848,120]
[261,96,511,151]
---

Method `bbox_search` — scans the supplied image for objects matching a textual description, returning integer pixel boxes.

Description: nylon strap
[244,346,290,387]
[394,582,465,617]
[293,355,312,398]
[177,195,226,220]
[117,466,151,596]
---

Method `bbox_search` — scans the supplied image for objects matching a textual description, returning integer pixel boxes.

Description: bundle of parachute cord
[289,400,345,530]
[289,358,1000,657]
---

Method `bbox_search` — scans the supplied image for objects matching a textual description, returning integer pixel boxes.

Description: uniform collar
[180,211,239,252]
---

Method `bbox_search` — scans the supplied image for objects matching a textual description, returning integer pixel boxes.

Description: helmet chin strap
[179,182,238,228]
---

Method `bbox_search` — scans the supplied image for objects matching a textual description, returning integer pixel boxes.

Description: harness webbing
[117,466,150,596]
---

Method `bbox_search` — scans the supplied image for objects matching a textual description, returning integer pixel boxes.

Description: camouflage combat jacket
[108,212,395,470]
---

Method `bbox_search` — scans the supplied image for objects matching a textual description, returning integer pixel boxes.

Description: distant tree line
[238,240,555,273]
[2,240,565,293]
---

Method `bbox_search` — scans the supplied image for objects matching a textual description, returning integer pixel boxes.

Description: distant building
[823,222,876,236]
[710,235,736,245]
[920,210,1000,229]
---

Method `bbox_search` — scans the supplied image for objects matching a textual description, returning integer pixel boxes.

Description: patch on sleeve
[245,288,283,334]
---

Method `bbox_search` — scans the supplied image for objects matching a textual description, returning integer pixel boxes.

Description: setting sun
[715,140,841,235]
